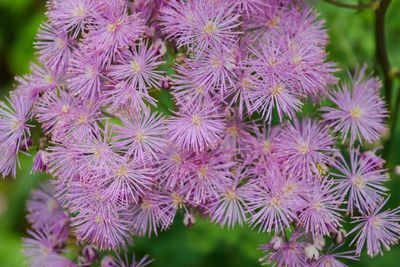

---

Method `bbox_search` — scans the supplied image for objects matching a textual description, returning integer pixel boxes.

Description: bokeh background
[0,0,400,266]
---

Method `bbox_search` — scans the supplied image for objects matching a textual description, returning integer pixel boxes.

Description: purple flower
[228,0,265,16]
[298,181,343,237]
[113,254,154,267]
[220,111,252,151]
[28,62,63,93]
[113,112,166,161]
[34,22,72,73]
[321,69,388,144]
[102,155,153,205]
[160,0,241,52]
[276,119,335,179]
[243,175,299,233]
[0,95,32,177]
[208,166,248,228]
[27,183,68,230]
[71,122,119,173]
[171,64,214,107]
[129,190,175,237]
[46,143,81,181]
[84,0,144,65]
[167,102,226,153]
[35,89,76,139]
[244,38,302,121]
[69,181,131,250]
[156,144,191,188]
[67,48,105,100]
[188,45,238,95]
[332,148,389,215]
[0,147,19,178]
[48,0,101,37]
[244,125,280,166]
[109,41,164,91]
[349,197,400,257]
[23,226,73,267]
[183,149,235,205]
[259,231,308,267]
[0,95,32,150]
[64,100,102,139]
[314,249,357,267]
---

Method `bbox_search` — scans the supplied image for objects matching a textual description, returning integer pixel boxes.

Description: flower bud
[334,228,347,244]
[395,166,400,176]
[183,212,196,227]
[31,150,48,174]
[159,76,172,90]
[304,244,319,261]
[313,235,325,251]
[101,256,117,267]
[270,236,284,250]
[361,150,384,169]
[81,245,98,264]
[154,38,168,57]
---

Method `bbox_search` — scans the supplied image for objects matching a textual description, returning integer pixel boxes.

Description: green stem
[375,0,393,107]
[323,0,380,10]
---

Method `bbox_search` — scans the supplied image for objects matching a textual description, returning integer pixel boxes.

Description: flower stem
[323,0,380,10]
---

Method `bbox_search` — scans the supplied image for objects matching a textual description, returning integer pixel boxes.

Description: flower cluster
[1,0,397,266]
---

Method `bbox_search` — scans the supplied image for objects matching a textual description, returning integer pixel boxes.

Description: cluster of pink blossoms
[0,0,397,266]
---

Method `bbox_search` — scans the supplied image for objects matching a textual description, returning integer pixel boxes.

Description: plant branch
[375,0,392,107]
[323,0,380,10]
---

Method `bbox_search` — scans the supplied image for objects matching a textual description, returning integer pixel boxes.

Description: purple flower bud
[313,236,325,251]
[31,150,48,174]
[159,76,172,90]
[304,244,319,261]
[183,212,196,228]
[81,245,98,264]
[101,256,117,267]
[334,228,347,245]
[270,236,284,250]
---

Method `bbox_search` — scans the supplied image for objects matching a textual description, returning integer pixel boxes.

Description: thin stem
[323,0,380,10]
[375,0,393,107]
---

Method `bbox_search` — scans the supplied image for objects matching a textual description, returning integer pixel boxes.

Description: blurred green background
[0,0,400,266]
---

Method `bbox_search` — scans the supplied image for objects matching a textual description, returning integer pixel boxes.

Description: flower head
[276,119,335,179]
[109,41,164,90]
[332,148,389,215]
[160,0,241,52]
[298,180,343,237]
[47,0,101,37]
[322,69,388,144]
[349,197,400,257]
[167,102,226,153]
[113,112,166,161]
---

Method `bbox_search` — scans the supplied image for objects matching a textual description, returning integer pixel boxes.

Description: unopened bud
[154,38,168,57]
[81,245,98,264]
[159,76,172,90]
[20,137,32,151]
[362,150,384,169]
[270,236,284,250]
[304,244,319,261]
[395,166,400,176]
[31,150,48,174]
[183,212,196,227]
[335,228,347,244]
[101,256,117,267]
[313,235,325,251]
[100,256,115,267]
